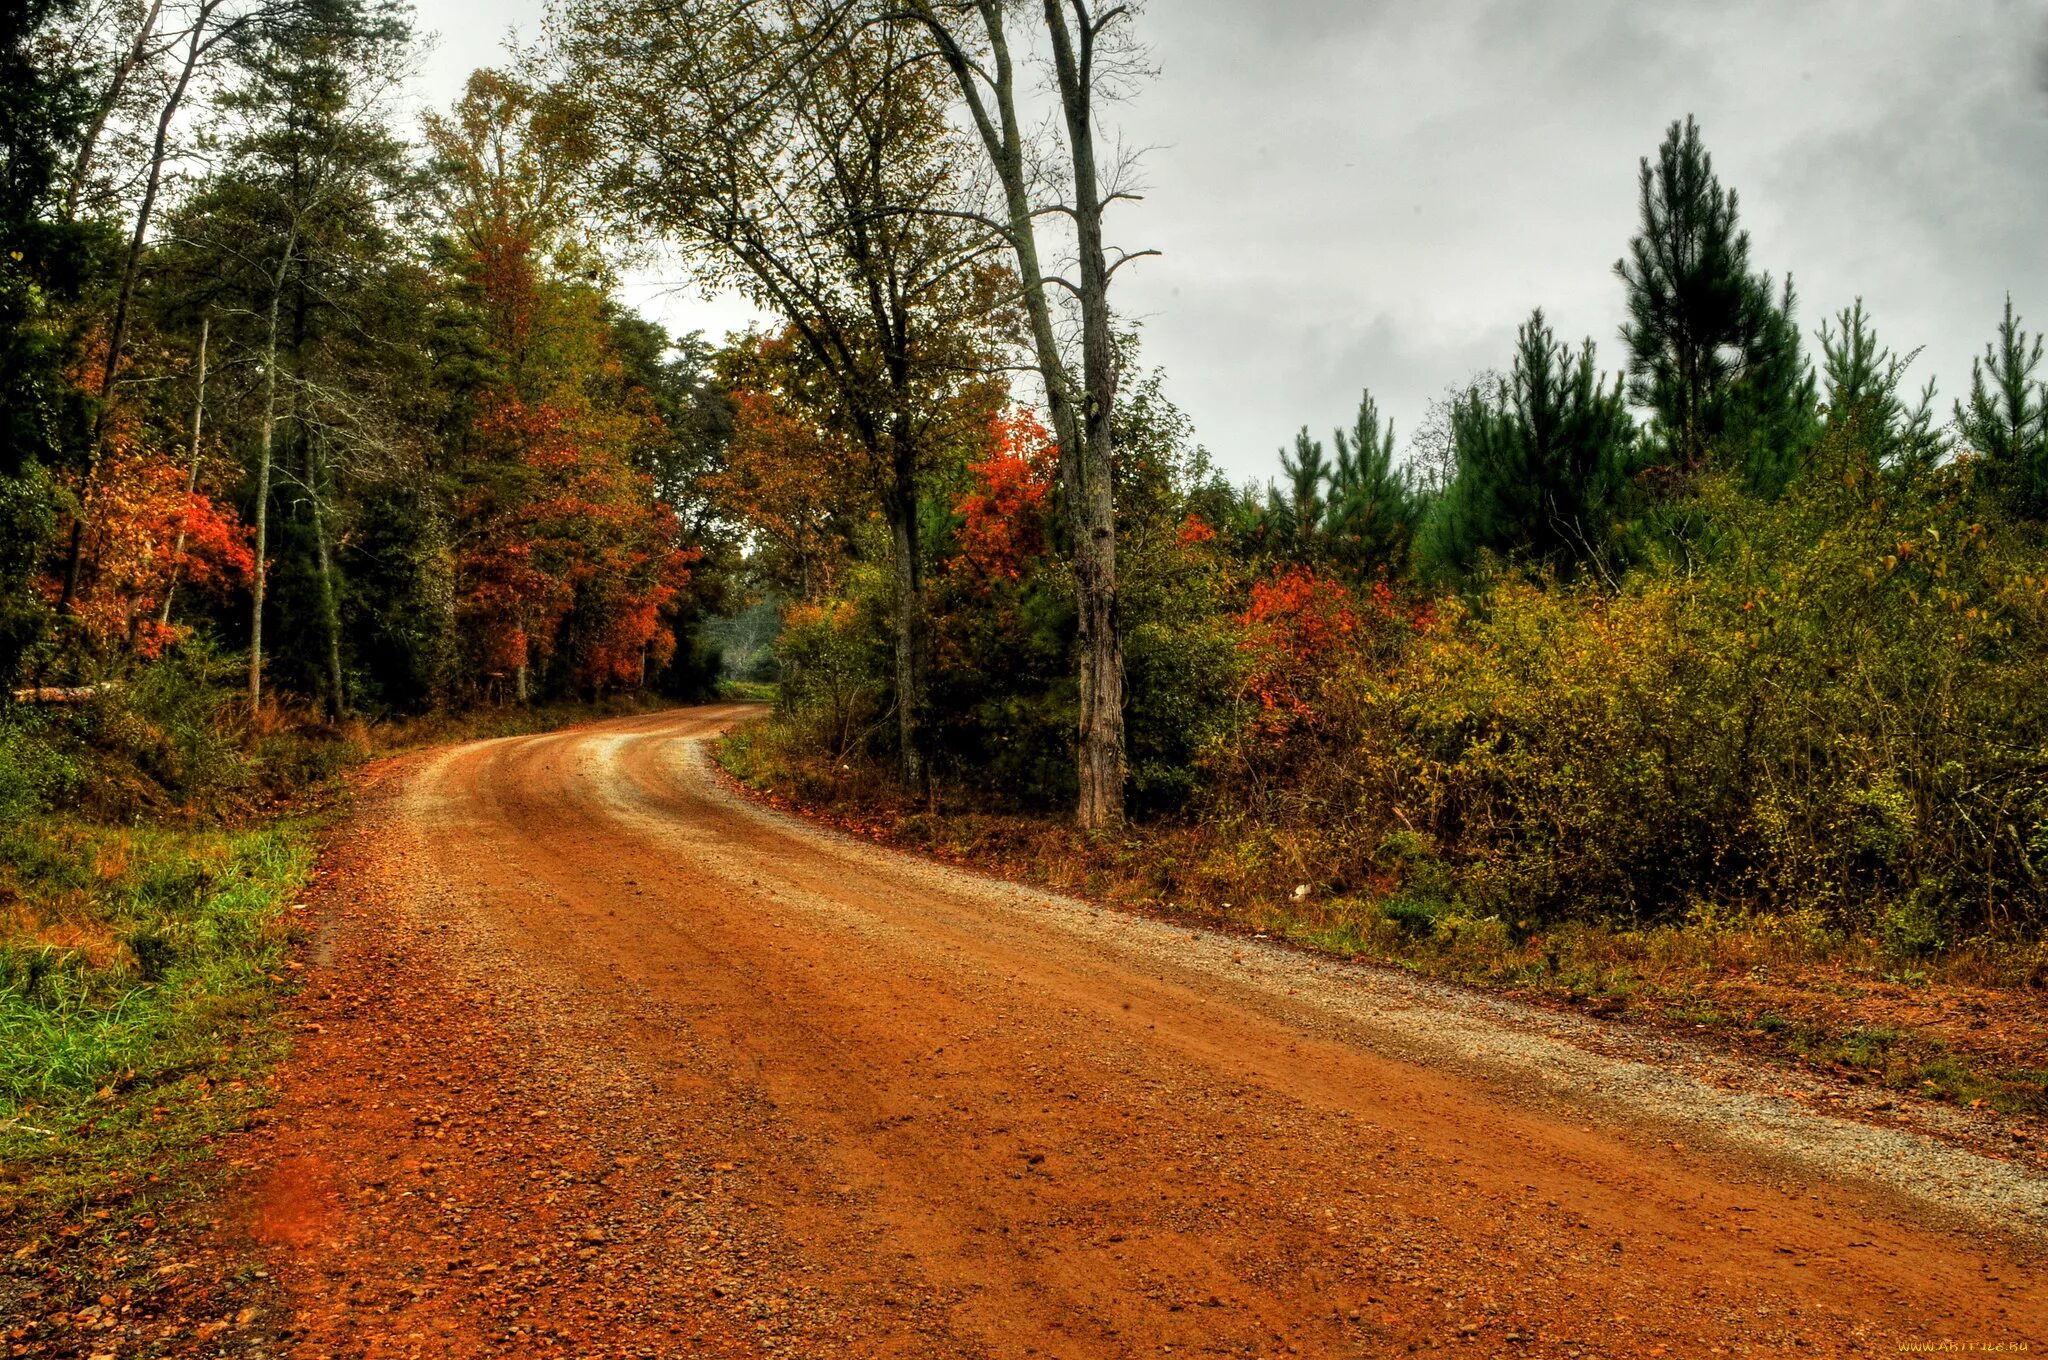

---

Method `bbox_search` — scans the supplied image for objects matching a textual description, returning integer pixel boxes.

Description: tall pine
[1326,388,1417,578]
[1616,116,1816,491]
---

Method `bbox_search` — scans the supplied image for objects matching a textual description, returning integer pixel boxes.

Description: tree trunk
[250,233,294,716]
[1046,0,1127,830]
[884,466,927,797]
[61,12,211,609]
[65,0,165,219]
[158,315,208,628]
[919,0,1128,827]
[308,441,345,720]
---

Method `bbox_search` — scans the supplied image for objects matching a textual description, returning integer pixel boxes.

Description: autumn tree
[555,0,1013,793]
[426,68,700,701]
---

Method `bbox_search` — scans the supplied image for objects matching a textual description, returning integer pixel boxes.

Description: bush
[1202,427,2048,942]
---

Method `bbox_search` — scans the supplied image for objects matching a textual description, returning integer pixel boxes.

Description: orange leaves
[1238,567,1360,725]
[953,408,1056,586]
[1235,569,1427,733]
[459,390,695,690]
[62,390,251,659]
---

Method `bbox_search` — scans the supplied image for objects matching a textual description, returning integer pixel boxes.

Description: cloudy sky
[406,0,2048,483]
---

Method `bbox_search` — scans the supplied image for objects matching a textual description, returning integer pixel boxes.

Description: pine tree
[1723,276,1821,497]
[1617,116,1816,485]
[1266,426,1330,552]
[1816,298,1944,475]
[1421,310,1636,576]
[1955,297,2048,517]
[1326,388,1416,578]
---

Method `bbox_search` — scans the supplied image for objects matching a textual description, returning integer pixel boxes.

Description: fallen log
[9,684,111,706]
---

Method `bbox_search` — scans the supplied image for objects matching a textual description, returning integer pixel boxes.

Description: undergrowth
[0,817,313,1220]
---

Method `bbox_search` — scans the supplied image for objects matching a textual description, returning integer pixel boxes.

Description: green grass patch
[0,814,316,1222]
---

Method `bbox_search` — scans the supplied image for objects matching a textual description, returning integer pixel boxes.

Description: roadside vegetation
[0,661,664,1231]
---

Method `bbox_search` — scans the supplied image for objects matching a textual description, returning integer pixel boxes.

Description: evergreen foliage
[1616,116,1817,488]
[1,0,96,687]
[1327,389,1418,578]
[1817,299,1944,475]
[1421,310,1636,576]
[1955,297,2048,518]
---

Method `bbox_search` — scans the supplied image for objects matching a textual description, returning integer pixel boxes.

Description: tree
[161,0,412,713]
[555,1,1012,794]
[58,0,280,612]
[1955,297,2048,518]
[1265,427,1330,552]
[1422,309,1636,577]
[1817,299,1944,475]
[901,0,1155,829]
[425,69,702,702]
[1616,116,1816,487]
[1,0,96,687]
[1327,388,1418,578]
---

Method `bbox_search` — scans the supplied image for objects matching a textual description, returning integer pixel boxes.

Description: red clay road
[223,706,2042,1359]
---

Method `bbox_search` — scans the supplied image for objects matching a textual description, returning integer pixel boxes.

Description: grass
[0,815,315,1222]
[719,725,2048,1122]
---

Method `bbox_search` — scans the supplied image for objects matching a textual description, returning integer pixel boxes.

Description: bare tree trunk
[1043,0,1126,830]
[913,0,1129,827]
[61,8,213,610]
[158,314,208,629]
[250,232,294,716]
[64,0,166,219]
[514,661,529,706]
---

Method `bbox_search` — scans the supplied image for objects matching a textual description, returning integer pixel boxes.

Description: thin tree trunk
[158,315,208,628]
[61,10,211,609]
[308,439,345,720]
[64,0,165,219]
[250,231,295,716]
[884,462,927,797]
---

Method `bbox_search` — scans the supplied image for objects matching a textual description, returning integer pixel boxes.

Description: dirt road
[227,706,2042,1359]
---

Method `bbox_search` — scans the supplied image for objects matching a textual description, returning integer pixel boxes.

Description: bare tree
[895,0,1154,829]
[157,313,208,627]
[63,0,167,219]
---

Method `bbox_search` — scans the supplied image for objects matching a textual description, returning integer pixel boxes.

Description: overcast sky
[405,0,2048,484]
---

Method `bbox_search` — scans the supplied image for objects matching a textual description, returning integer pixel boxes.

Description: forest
[6,0,2048,1185]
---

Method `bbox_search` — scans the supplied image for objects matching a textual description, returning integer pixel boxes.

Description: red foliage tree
[953,408,1057,585]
